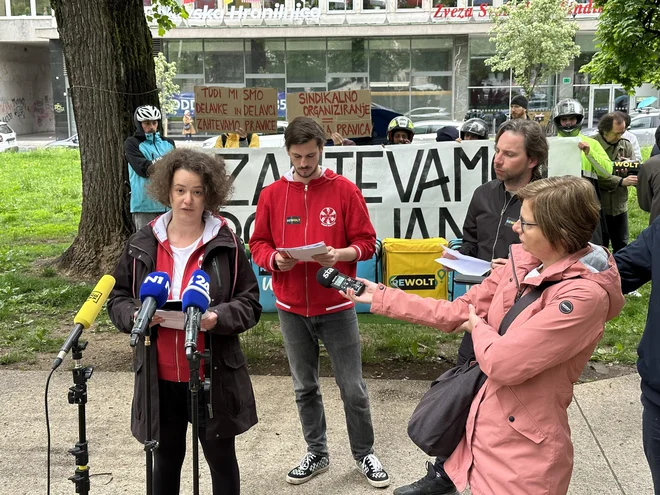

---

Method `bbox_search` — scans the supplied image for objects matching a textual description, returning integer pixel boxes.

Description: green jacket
[593,134,635,216]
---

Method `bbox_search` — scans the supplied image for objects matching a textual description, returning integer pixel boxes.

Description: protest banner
[210,137,582,242]
[194,86,278,134]
[286,89,372,138]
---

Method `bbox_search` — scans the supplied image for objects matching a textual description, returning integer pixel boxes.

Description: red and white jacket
[152,211,225,382]
[249,168,376,317]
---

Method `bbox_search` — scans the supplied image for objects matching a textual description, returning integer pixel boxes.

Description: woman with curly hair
[108,149,262,494]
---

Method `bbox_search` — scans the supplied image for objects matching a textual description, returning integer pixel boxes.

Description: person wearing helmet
[387,116,415,144]
[124,104,175,231]
[460,118,489,140]
[552,98,613,245]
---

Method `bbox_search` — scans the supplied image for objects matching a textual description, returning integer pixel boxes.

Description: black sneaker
[286,452,330,485]
[356,453,391,488]
[393,461,460,495]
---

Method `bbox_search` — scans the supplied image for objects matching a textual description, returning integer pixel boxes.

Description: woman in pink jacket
[345,176,625,495]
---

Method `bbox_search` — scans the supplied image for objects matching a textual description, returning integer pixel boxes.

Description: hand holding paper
[277,241,328,262]
[436,245,492,276]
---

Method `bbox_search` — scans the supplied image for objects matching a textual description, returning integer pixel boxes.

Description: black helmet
[552,99,584,133]
[460,118,489,140]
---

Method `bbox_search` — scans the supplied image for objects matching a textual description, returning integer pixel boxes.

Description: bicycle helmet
[134,105,162,122]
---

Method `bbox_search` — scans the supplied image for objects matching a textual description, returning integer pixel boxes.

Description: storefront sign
[194,86,278,133]
[212,138,581,242]
[286,90,372,138]
[431,0,601,20]
[145,4,321,26]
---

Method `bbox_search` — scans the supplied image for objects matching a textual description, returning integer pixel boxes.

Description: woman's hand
[341,277,378,305]
[201,311,218,331]
[134,310,164,328]
[463,304,484,334]
[312,246,340,267]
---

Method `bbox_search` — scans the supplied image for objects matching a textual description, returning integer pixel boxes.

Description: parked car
[45,134,79,148]
[0,123,18,152]
[628,111,660,147]
[412,119,463,143]
[405,107,450,122]
[202,121,288,149]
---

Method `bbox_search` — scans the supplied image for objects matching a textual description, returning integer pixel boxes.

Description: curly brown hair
[147,149,233,212]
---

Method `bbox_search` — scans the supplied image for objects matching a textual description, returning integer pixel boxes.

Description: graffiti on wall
[0,95,54,128]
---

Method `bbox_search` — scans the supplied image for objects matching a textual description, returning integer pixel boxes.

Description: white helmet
[134,105,161,122]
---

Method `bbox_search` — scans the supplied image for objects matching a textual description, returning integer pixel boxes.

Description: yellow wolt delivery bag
[382,238,449,300]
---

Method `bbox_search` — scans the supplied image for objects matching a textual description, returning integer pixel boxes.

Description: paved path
[0,371,650,494]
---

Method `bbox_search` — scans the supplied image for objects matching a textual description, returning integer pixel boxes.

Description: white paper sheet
[435,245,492,276]
[276,241,328,261]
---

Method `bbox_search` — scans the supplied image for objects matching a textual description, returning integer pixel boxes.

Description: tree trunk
[51,0,158,278]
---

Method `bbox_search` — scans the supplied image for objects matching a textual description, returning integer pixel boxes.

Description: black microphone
[316,267,365,296]
[130,272,171,347]
[52,275,116,370]
[182,270,211,361]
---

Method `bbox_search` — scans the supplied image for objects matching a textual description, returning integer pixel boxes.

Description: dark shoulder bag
[407,281,558,457]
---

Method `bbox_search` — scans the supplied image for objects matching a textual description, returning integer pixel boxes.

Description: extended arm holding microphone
[130,272,171,347]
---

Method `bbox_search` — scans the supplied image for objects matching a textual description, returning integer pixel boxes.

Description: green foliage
[154,52,180,117]
[486,0,581,98]
[146,0,189,37]
[582,0,660,91]
[0,148,654,367]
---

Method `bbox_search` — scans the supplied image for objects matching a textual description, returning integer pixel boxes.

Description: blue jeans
[278,308,375,460]
[643,394,660,494]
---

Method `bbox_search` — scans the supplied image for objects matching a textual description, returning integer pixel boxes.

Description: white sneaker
[286,452,329,485]
[628,290,643,298]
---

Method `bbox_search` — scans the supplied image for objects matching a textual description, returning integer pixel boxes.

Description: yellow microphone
[52,275,116,370]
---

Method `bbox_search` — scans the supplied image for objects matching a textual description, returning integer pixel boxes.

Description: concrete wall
[0,42,54,134]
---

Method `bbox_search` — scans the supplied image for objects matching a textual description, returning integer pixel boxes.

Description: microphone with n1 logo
[129,272,171,347]
[316,267,365,296]
[182,269,211,361]
[52,275,116,370]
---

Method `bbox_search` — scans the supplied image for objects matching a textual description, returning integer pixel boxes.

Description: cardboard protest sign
[194,86,278,134]
[286,89,372,138]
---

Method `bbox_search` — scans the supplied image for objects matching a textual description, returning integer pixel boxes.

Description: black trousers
[643,395,660,494]
[153,380,240,495]
[603,212,629,253]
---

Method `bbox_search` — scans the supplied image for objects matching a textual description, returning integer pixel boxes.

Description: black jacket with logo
[458,179,522,262]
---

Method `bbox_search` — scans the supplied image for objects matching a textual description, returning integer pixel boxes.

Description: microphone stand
[67,339,94,495]
[187,345,211,495]
[134,323,158,495]
[187,346,202,495]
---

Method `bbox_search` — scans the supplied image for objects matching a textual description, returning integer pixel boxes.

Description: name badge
[286,216,301,224]
[505,217,517,227]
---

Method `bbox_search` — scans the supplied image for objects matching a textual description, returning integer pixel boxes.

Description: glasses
[518,216,538,232]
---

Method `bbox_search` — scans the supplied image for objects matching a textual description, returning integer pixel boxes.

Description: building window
[468,0,492,5]
[432,0,457,7]
[204,40,245,84]
[412,38,452,73]
[328,0,354,11]
[195,0,216,7]
[36,0,51,15]
[166,41,204,76]
[328,39,367,73]
[10,0,32,16]
[246,40,286,75]
[363,0,386,10]
[397,0,423,9]
[286,39,326,84]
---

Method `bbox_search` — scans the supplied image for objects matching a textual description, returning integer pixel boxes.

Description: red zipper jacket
[249,168,376,316]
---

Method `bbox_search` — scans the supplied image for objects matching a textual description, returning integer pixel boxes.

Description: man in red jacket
[249,117,390,488]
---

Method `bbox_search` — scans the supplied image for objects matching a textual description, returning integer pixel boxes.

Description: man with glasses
[593,112,637,253]
[394,119,548,495]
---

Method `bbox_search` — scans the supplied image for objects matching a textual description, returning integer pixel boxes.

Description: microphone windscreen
[139,272,171,308]
[182,269,211,312]
[316,267,338,288]
[74,275,116,329]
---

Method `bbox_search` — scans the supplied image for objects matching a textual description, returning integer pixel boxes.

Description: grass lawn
[0,148,652,368]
